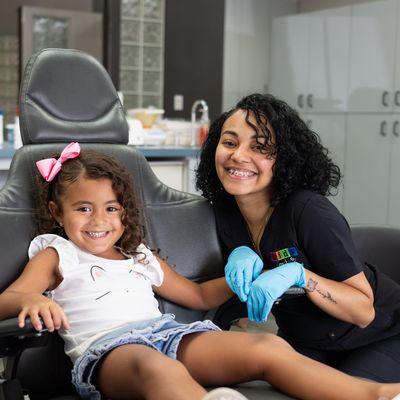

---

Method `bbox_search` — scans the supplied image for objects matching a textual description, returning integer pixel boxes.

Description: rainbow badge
[270,247,298,264]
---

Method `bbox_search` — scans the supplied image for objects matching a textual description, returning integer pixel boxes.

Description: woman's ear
[48,201,62,225]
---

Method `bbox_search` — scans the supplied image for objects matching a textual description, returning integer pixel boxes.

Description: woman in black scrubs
[196,93,400,382]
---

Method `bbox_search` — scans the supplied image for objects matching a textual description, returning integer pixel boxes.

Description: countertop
[0,144,201,160]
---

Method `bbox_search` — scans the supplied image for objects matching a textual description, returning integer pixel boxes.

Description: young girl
[0,143,399,400]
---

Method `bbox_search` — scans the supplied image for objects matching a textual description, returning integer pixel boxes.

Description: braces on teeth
[229,169,254,177]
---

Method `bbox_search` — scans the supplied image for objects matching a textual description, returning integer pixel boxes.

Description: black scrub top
[214,189,400,351]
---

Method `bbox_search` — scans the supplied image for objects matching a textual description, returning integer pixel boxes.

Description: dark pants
[292,334,400,383]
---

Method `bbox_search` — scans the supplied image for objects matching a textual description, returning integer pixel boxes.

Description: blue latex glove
[247,262,306,323]
[225,246,264,302]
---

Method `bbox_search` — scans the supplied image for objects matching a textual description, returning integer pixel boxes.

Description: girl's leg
[177,330,400,400]
[96,343,207,400]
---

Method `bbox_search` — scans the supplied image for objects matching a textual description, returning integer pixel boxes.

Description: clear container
[0,110,3,145]
[6,123,14,145]
[127,108,164,128]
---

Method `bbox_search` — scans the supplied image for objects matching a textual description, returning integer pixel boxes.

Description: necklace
[245,206,273,254]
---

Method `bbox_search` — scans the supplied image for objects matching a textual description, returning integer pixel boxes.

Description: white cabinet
[388,121,400,224]
[304,115,346,211]
[269,7,351,113]
[343,115,400,226]
[348,0,398,112]
[270,14,309,111]
[393,0,400,113]
[268,1,400,226]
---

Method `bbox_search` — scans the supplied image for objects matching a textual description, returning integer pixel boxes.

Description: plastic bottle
[0,109,3,145]
[6,124,14,144]
[14,115,22,149]
[12,105,22,149]
[198,108,209,146]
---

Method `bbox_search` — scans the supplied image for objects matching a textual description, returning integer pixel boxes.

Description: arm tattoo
[305,278,337,304]
[305,278,318,292]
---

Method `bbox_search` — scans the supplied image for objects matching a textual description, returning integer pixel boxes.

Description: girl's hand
[18,293,69,332]
[225,246,264,302]
[247,262,306,322]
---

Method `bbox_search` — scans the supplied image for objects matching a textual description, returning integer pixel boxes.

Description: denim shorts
[71,313,220,399]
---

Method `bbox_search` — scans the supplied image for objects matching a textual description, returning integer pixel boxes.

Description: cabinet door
[149,161,187,192]
[388,119,400,225]
[269,14,309,112]
[307,115,346,211]
[343,115,391,225]
[393,0,400,113]
[307,7,351,113]
[348,0,397,112]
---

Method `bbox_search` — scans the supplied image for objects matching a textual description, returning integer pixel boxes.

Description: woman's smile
[215,109,275,201]
[226,167,258,179]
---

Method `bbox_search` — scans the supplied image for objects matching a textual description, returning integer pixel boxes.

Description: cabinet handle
[395,91,400,106]
[297,94,304,108]
[382,91,390,107]
[380,121,388,136]
[307,94,314,108]
[393,121,400,137]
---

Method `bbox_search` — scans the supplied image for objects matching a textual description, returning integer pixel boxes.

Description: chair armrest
[277,286,306,300]
[0,318,50,357]
[213,286,305,330]
[0,317,47,338]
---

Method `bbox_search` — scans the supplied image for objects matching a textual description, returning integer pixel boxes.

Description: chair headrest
[19,48,129,145]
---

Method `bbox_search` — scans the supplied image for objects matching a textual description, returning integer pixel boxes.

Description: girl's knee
[247,333,293,359]
[137,353,188,381]
[255,333,292,350]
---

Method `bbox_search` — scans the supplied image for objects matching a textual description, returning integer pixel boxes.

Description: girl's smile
[49,177,126,260]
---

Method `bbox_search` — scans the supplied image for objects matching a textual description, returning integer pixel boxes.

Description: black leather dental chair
[0,48,291,400]
[0,48,399,400]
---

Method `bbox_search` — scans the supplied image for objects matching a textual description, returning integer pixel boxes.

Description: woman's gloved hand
[225,246,264,301]
[247,262,306,323]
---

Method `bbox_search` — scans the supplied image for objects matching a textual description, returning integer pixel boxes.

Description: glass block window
[32,16,68,53]
[120,0,164,110]
[0,35,19,127]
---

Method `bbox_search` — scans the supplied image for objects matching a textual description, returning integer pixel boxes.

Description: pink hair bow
[36,142,81,182]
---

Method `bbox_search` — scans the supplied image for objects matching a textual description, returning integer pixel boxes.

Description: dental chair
[0,48,399,400]
[0,48,290,400]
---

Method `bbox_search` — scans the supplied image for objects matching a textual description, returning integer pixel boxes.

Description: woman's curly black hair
[196,93,341,206]
[35,149,145,256]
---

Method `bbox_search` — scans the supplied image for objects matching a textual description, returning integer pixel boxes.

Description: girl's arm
[303,269,375,328]
[153,257,234,310]
[0,248,69,331]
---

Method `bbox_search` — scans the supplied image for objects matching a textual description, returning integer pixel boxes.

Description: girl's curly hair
[196,93,341,206]
[35,149,144,256]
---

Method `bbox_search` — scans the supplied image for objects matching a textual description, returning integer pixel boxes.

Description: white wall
[222,0,298,110]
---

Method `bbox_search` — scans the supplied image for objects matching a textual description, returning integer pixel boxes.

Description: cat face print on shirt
[89,264,151,301]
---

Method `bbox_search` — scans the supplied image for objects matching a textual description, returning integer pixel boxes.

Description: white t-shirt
[28,234,164,362]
